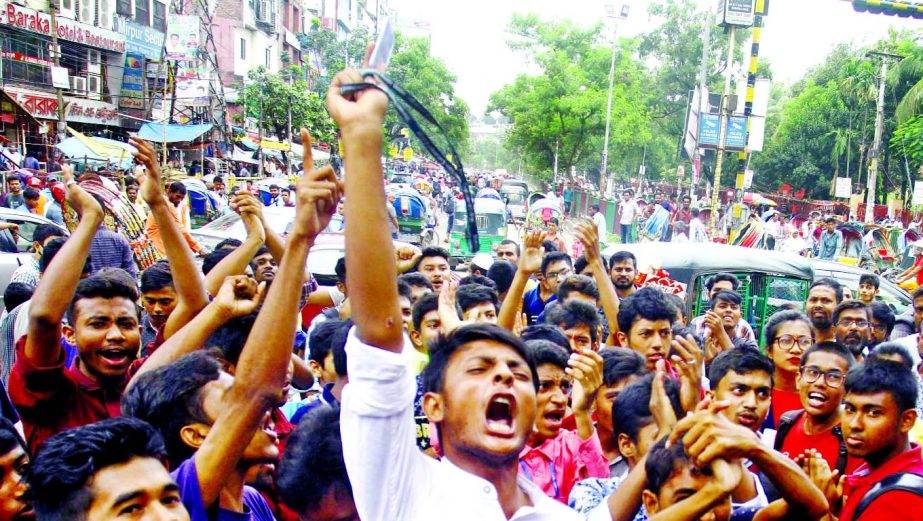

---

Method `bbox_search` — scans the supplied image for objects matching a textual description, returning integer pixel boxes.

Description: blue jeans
[620,223,632,244]
[447,214,455,234]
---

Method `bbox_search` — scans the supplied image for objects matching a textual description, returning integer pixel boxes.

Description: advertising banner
[113,16,164,60]
[119,52,145,109]
[0,0,125,52]
[165,15,200,61]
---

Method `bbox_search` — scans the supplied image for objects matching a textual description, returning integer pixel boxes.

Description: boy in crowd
[705,273,740,299]
[329,66,578,519]
[690,290,756,363]
[834,359,923,520]
[523,252,572,324]
[0,418,29,520]
[456,283,500,324]
[834,300,872,360]
[857,274,879,305]
[399,272,434,305]
[27,417,190,520]
[8,223,63,288]
[414,246,452,292]
[594,348,648,478]
[775,342,859,476]
[545,299,601,352]
[807,278,843,343]
[486,260,516,303]
[519,341,608,503]
[869,302,895,348]
[616,287,677,371]
[139,260,178,350]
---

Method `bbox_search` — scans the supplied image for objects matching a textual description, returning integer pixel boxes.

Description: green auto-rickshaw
[449,197,508,268]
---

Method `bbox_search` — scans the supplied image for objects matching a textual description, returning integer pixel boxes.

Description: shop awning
[55,128,137,169]
[0,89,42,126]
[136,123,213,143]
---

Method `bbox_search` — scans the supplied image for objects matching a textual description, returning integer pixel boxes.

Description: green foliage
[891,114,923,171]
[242,67,337,145]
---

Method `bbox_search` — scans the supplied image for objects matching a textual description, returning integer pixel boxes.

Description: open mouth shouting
[806,391,829,410]
[485,393,516,438]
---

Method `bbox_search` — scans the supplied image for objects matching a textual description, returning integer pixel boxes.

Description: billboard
[699,113,720,147]
[725,116,748,149]
[165,15,200,61]
[119,52,145,109]
[722,0,755,27]
[175,79,210,106]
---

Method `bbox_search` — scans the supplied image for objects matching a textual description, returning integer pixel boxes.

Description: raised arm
[202,194,266,296]
[573,219,620,343]
[194,130,339,505]
[25,164,104,366]
[131,138,209,338]
[497,230,543,330]
[327,69,401,351]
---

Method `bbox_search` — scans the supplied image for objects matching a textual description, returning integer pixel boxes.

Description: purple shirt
[172,458,276,521]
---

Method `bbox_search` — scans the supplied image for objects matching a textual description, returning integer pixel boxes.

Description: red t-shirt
[771,388,802,428]
[840,444,923,521]
[916,256,923,285]
[779,413,861,475]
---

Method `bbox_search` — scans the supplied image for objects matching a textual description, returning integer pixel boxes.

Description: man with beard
[807,278,843,343]
[608,251,638,300]
[834,301,872,361]
[330,66,578,520]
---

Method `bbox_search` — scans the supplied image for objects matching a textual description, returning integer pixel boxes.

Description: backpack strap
[831,425,849,475]
[853,472,923,519]
[773,409,805,452]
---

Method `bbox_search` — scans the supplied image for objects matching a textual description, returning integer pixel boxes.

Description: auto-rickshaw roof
[457,197,507,213]
[600,242,814,285]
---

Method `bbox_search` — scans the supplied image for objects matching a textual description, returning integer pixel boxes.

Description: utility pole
[553,138,559,184]
[48,0,67,143]
[286,68,293,176]
[865,51,903,224]
[257,76,264,178]
[694,8,711,196]
[708,25,736,232]
[601,4,629,194]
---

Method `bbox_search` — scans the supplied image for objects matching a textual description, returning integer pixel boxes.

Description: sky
[387,0,922,116]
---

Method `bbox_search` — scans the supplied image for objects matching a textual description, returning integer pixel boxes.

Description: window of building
[265,47,270,68]
[282,0,289,29]
[60,0,73,11]
[134,0,150,26]
[240,38,246,60]
[292,6,300,32]
[1,36,52,88]
[153,1,166,30]
[116,0,132,16]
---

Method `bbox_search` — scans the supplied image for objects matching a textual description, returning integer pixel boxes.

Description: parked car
[190,207,296,253]
[0,208,70,310]
[812,259,910,314]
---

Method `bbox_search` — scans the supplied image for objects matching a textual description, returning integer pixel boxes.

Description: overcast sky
[388,0,922,116]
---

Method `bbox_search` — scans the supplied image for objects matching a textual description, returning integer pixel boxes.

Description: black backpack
[773,409,849,475]
[853,472,923,519]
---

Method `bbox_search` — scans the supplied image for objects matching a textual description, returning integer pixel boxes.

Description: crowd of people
[0,66,920,521]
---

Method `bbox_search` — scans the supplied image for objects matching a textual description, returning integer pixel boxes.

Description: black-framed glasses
[836,319,869,329]
[774,335,812,351]
[801,366,845,388]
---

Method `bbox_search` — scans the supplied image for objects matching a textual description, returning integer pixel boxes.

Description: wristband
[65,180,77,188]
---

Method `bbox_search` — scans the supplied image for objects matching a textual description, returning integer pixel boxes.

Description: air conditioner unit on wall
[88,75,101,99]
[97,0,112,29]
[70,76,87,94]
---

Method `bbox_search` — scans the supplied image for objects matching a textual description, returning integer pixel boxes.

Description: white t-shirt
[592,212,607,238]
[619,200,637,225]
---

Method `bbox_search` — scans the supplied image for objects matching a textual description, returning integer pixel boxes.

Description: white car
[0,208,70,309]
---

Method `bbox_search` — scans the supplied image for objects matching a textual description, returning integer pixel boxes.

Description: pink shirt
[518,429,608,504]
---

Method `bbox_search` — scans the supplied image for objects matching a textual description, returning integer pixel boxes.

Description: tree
[298,19,369,95]
[242,66,337,146]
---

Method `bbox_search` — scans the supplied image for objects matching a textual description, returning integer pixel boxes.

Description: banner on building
[175,78,209,106]
[165,15,200,61]
[119,52,145,109]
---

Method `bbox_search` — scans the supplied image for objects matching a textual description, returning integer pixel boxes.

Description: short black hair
[423,324,538,394]
[520,323,571,352]
[869,342,914,369]
[540,252,572,276]
[412,293,440,332]
[708,347,773,390]
[206,314,257,366]
[870,302,896,337]
[458,274,497,290]
[608,251,637,270]
[277,405,353,517]
[764,309,813,348]
[329,320,351,378]
[399,272,433,292]
[709,289,741,309]
[215,238,243,250]
[541,240,559,253]
[705,273,740,293]
[832,299,869,326]
[574,255,607,274]
[308,318,344,366]
[140,260,173,293]
[39,237,69,274]
[645,437,706,497]
[557,274,599,302]
[23,187,39,201]
[249,245,272,270]
[27,417,168,521]
[528,339,569,370]
[801,341,856,370]
[121,351,222,466]
[416,246,450,268]
[202,247,234,276]
[397,279,413,302]
[486,260,516,295]
[33,223,64,246]
[456,283,499,314]
[810,277,844,303]
[498,239,519,256]
[614,373,682,443]
[912,285,923,303]
[859,274,879,289]
[0,417,25,458]
[544,299,599,345]
[600,347,647,387]
[845,359,919,413]
[617,287,676,334]
[334,257,346,283]
[66,271,141,326]
[3,282,33,312]
[167,181,186,195]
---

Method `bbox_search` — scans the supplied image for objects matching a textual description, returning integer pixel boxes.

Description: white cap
[471,253,494,272]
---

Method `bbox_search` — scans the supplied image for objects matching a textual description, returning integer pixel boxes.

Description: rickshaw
[525,197,563,229]
[390,187,430,246]
[180,178,220,229]
[476,188,503,201]
[528,192,546,207]
[449,197,508,267]
[862,224,897,272]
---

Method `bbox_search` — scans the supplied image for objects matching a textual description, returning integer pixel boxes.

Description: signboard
[51,66,69,89]
[725,115,748,149]
[113,16,165,60]
[722,0,755,26]
[836,177,853,199]
[165,15,200,61]
[913,180,923,206]
[699,113,720,146]
[676,165,685,178]
[119,52,145,109]
[3,87,118,125]
[0,0,126,53]
[175,78,209,106]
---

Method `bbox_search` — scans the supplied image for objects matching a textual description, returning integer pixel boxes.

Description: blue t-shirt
[172,458,276,521]
[523,287,556,325]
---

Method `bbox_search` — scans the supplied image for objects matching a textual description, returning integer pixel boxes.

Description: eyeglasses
[871,322,887,332]
[801,366,845,388]
[774,335,813,351]
[836,319,869,329]
[546,268,573,280]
